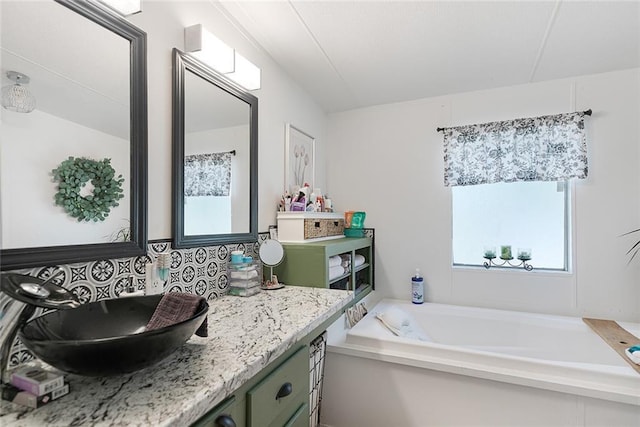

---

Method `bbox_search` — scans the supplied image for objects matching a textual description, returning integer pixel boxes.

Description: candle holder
[517,248,532,261]
[483,257,533,271]
[483,246,497,259]
[483,246,533,271]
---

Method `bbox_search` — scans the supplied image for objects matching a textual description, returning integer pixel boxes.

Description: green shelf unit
[273,236,374,297]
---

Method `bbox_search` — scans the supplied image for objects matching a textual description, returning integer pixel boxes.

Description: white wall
[1,109,130,248]
[326,68,640,321]
[128,1,327,239]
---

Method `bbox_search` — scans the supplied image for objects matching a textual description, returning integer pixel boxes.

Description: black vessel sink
[19,295,208,376]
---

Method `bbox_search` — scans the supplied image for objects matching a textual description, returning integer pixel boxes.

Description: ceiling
[1,1,130,139]
[218,0,640,113]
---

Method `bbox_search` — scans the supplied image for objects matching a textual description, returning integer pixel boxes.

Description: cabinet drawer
[247,346,309,427]
[193,394,245,427]
[282,402,309,427]
[267,398,308,427]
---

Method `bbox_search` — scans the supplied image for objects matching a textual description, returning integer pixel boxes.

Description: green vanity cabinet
[193,345,308,427]
[193,306,350,427]
[194,394,246,427]
[247,346,309,427]
[273,237,373,297]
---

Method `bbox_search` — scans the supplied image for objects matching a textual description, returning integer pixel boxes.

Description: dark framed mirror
[172,48,258,248]
[0,0,147,270]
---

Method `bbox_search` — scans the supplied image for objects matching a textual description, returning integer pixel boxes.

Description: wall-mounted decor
[285,123,315,194]
[52,157,124,222]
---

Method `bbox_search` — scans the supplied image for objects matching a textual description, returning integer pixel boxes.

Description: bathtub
[322,299,640,427]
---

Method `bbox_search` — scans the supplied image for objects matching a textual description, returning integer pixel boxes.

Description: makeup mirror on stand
[259,239,284,289]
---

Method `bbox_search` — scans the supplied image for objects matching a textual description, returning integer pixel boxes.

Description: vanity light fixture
[226,51,261,91]
[95,0,142,16]
[1,71,36,113]
[185,24,235,74]
[184,24,261,91]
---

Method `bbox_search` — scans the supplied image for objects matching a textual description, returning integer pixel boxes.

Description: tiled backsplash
[1,234,268,369]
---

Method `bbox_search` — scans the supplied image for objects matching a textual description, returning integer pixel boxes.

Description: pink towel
[146,292,208,337]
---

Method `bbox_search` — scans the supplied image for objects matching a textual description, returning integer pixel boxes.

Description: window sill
[452,263,573,277]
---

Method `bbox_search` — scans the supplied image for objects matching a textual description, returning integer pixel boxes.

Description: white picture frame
[285,123,315,194]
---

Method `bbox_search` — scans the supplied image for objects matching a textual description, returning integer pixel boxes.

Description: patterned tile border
[1,233,269,369]
[0,229,373,370]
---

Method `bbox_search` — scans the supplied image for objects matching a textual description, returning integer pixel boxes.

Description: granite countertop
[0,286,352,426]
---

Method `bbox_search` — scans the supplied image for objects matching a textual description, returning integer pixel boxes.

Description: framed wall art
[285,123,315,193]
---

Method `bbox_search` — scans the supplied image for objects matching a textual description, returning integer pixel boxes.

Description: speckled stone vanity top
[0,286,352,426]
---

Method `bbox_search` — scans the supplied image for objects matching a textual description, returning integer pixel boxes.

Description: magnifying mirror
[259,239,285,288]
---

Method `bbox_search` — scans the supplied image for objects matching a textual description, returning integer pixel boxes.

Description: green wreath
[52,157,125,222]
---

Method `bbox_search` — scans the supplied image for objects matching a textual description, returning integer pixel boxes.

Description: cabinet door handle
[276,382,293,400]
[214,415,236,427]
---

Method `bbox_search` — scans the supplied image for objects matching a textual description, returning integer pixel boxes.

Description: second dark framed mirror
[172,48,258,248]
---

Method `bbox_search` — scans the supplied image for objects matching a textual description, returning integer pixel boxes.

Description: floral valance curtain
[184,152,232,197]
[443,111,588,187]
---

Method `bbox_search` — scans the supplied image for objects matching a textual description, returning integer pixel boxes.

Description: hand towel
[376,308,432,342]
[328,256,342,268]
[146,292,208,337]
[353,254,366,267]
[329,265,346,281]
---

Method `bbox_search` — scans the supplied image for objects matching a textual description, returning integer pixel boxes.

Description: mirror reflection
[183,68,250,235]
[1,1,130,248]
[172,48,258,248]
[0,0,147,269]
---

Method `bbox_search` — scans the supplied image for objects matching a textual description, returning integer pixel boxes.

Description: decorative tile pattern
[1,234,268,370]
[0,230,372,373]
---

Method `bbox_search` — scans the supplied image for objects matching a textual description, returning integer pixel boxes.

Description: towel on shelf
[376,307,432,342]
[329,265,346,281]
[328,256,342,268]
[353,254,366,268]
[146,292,208,337]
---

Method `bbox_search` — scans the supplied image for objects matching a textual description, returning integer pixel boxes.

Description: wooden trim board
[582,318,640,374]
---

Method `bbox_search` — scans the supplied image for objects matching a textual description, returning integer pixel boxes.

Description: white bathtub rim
[329,299,640,406]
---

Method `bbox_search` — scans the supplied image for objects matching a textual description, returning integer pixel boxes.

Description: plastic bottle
[145,261,163,295]
[411,269,424,304]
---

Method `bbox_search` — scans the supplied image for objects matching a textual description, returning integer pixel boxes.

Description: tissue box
[277,212,344,243]
[2,382,69,408]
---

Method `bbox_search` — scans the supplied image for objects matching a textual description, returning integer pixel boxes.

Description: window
[452,181,569,270]
[442,110,588,272]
